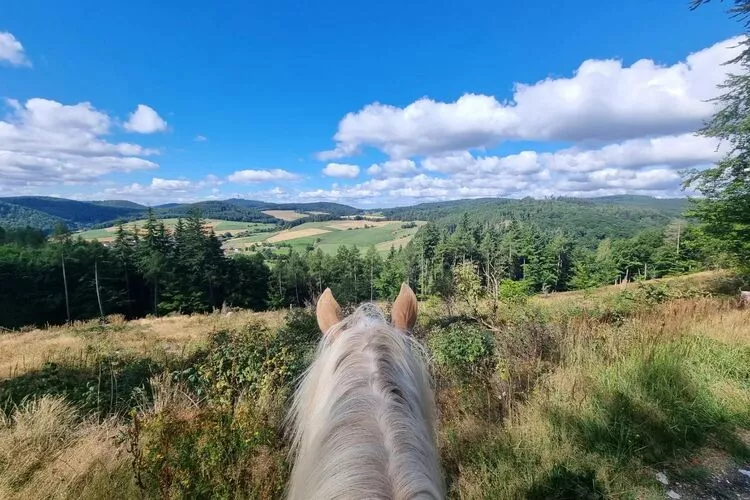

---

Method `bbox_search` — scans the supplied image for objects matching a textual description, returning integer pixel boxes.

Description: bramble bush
[130,310,320,499]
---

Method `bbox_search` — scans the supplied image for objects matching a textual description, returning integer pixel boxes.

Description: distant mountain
[223,199,270,209]
[0,196,142,228]
[154,200,277,223]
[0,194,689,238]
[90,200,147,210]
[270,202,360,216]
[0,196,362,231]
[0,201,68,232]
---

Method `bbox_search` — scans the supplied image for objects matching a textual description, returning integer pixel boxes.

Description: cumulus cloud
[227,168,301,183]
[0,98,158,189]
[422,133,723,177]
[0,32,30,67]
[322,162,360,178]
[124,104,168,133]
[300,131,722,206]
[89,176,224,204]
[319,37,743,160]
[367,159,419,178]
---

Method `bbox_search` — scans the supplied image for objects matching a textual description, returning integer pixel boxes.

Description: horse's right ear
[316,288,342,335]
[392,283,417,332]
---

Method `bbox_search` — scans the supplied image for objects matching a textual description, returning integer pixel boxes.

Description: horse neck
[287,317,443,500]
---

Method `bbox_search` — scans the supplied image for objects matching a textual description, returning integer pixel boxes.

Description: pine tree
[686,0,750,273]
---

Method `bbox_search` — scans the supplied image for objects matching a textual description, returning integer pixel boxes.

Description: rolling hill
[0,195,689,242]
[0,196,361,231]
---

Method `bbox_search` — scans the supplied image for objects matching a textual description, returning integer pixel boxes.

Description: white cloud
[88,176,223,204]
[0,98,158,188]
[194,135,207,142]
[367,159,419,178]
[423,150,541,176]
[227,168,301,183]
[0,32,30,67]
[150,177,193,190]
[422,133,723,176]
[124,104,168,133]
[322,162,360,178]
[298,131,722,206]
[318,37,743,159]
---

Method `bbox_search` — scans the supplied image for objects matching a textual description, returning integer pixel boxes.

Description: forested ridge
[0,196,361,232]
[0,196,717,328]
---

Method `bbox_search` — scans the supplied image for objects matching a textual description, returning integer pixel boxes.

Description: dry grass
[266,227,330,242]
[375,235,415,251]
[1,271,747,499]
[0,309,285,380]
[0,396,136,500]
[261,210,308,221]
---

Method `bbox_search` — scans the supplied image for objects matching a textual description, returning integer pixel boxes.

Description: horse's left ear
[392,283,417,332]
[316,288,342,335]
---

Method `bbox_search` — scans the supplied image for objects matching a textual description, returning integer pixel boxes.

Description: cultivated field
[1,271,748,499]
[223,220,425,254]
[260,210,309,221]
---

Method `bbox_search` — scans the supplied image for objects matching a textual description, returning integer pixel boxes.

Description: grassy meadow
[1,271,749,499]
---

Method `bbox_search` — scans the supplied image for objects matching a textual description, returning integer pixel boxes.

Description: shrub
[499,279,532,303]
[429,323,494,379]
[132,311,320,498]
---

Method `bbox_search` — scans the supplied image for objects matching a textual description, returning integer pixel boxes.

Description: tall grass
[0,271,747,498]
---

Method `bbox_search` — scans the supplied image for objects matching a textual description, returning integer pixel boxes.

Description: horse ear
[392,283,417,332]
[316,288,342,335]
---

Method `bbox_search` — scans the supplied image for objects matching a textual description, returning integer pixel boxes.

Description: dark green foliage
[0,209,272,328]
[0,200,69,232]
[0,196,142,228]
[133,313,319,498]
[383,197,684,247]
[429,323,494,378]
[155,200,277,224]
[686,1,750,274]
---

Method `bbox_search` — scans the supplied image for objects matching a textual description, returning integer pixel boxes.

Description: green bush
[499,279,532,303]
[134,399,288,499]
[173,310,319,407]
[132,311,320,498]
[429,323,494,378]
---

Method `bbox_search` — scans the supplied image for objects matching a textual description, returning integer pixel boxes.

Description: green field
[224,220,424,254]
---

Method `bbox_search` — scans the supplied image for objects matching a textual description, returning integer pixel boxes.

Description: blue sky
[0,0,743,207]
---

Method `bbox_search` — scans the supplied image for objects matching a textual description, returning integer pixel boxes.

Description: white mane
[286,304,443,499]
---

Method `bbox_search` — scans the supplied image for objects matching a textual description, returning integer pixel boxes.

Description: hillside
[0,201,68,232]
[1,271,748,499]
[384,196,687,246]
[0,195,689,238]
[0,196,366,232]
[0,196,142,229]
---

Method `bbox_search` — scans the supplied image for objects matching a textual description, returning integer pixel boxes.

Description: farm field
[1,271,748,499]
[223,219,425,254]
[260,210,309,221]
[77,219,277,242]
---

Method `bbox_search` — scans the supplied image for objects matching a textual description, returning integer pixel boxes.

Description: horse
[286,283,444,500]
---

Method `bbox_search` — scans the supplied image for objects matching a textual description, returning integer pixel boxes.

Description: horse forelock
[286,304,443,500]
